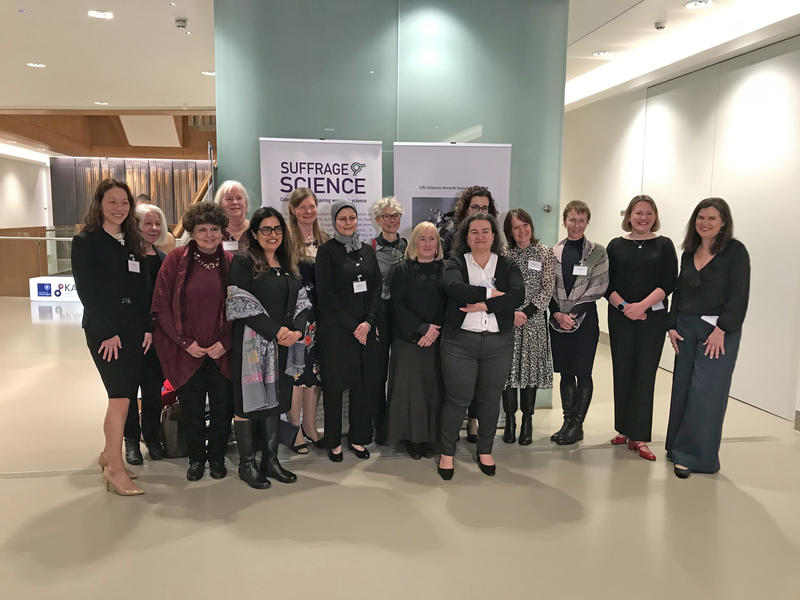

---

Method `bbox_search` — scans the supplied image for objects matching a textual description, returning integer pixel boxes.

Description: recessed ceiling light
[685,0,712,8]
[592,50,613,58]
[94,100,109,106]
[87,10,114,20]
[369,69,376,74]
[185,30,192,35]
[201,71,215,76]
[26,62,46,68]
[169,2,177,5]
[323,128,335,132]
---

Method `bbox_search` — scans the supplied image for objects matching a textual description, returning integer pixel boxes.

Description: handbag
[160,401,188,458]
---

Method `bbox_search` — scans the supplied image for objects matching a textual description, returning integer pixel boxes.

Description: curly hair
[682,197,734,254]
[453,185,498,224]
[244,206,299,277]
[82,178,144,255]
[371,196,404,225]
[286,187,329,261]
[452,214,504,256]
[503,208,539,249]
[182,201,229,234]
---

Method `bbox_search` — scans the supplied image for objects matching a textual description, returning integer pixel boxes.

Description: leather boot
[124,437,144,465]
[501,388,518,444]
[234,420,270,489]
[261,416,297,484]
[551,379,576,442]
[518,387,536,446]
[557,381,592,445]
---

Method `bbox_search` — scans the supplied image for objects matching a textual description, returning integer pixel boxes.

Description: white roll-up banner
[393,142,512,237]
[259,137,383,238]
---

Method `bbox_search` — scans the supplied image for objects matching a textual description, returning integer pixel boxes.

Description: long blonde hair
[287,188,329,260]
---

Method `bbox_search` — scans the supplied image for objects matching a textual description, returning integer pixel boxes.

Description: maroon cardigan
[151,242,232,388]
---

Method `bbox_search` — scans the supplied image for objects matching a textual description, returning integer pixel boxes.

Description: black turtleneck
[562,237,584,296]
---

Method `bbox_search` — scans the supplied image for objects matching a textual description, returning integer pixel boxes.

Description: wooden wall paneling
[0,237,48,297]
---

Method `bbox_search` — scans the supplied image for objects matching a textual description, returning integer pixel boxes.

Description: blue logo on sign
[37,283,52,297]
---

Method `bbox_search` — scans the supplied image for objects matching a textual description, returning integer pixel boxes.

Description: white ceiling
[0,0,798,112]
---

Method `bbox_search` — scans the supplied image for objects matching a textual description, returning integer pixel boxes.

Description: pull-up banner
[259,137,382,237]
[393,142,512,237]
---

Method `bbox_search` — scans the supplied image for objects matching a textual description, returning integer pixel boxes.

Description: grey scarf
[331,199,361,252]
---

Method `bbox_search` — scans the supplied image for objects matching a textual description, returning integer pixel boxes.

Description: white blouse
[461,252,499,333]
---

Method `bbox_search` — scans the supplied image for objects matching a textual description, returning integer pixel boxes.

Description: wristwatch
[618,301,627,311]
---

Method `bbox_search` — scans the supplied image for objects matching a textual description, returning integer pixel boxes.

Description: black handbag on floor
[161,401,188,458]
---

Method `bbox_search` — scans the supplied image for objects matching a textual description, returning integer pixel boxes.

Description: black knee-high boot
[261,416,297,483]
[234,420,271,489]
[518,387,536,446]
[501,388,518,444]
[551,376,576,442]
[558,377,592,445]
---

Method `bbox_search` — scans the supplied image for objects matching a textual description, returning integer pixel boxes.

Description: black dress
[71,228,151,399]
[228,254,309,419]
[605,236,677,441]
[385,259,446,444]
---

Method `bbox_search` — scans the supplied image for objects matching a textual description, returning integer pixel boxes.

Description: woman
[227,207,311,488]
[386,222,446,459]
[369,196,408,445]
[123,203,169,464]
[549,200,609,446]
[285,188,329,452]
[315,200,382,461]
[215,180,250,252]
[438,214,524,479]
[71,178,151,496]
[501,209,556,446]
[606,196,677,461]
[666,198,749,478]
[151,202,234,482]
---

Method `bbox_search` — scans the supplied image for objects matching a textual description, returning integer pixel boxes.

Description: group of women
[72,178,749,496]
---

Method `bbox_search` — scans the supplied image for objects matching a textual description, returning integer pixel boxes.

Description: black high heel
[476,454,496,477]
[437,456,454,480]
[301,425,320,443]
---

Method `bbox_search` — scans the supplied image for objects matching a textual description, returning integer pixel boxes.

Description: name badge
[222,240,239,252]
[528,260,542,271]
[353,280,368,294]
[651,300,665,311]
[572,265,588,276]
[128,259,140,273]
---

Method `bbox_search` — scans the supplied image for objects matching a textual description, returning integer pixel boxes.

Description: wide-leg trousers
[608,308,667,442]
[665,313,741,473]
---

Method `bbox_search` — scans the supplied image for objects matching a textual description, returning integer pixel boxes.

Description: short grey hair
[370,196,403,225]
[134,203,168,247]
[213,180,249,212]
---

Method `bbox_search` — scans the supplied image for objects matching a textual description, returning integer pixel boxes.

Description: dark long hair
[453,185,498,224]
[245,206,298,277]
[82,178,144,254]
[503,208,539,249]
[453,214,504,256]
[682,197,734,254]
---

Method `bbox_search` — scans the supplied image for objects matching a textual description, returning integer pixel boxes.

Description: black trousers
[666,313,741,473]
[368,301,391,436]
[320,384,374,446]
[124,347,164,445]
[608,308,667,441]
[177,358,233,462]
[440,329,514,455]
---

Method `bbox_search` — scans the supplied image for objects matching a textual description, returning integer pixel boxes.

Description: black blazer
[441,254,524,337]
[71,227,152,339]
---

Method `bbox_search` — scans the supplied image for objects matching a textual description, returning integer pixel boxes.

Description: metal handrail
[0,236,74,241]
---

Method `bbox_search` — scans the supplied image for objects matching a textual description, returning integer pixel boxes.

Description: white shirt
[461,252,500,333]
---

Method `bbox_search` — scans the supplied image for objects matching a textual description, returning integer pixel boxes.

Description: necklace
[193,250,220,270]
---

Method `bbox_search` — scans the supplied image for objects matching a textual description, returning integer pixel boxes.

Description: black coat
[316,238,383,390]
[71,228,152,339]
[441,254,525,337]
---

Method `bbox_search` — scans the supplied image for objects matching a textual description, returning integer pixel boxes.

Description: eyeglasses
[257,225,283,236]
[380,213,402,220]
[469,205,490,213]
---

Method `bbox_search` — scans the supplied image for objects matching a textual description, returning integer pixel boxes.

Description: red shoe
[627,440,656,461]
[610,435,628,445]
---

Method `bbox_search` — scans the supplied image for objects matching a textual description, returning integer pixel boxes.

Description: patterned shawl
[549,237,609,333]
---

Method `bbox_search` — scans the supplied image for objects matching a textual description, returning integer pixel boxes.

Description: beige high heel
[98,452,137,479]
[102,467,144,496]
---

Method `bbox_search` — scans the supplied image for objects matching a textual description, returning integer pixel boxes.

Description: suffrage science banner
[393,142,512,237]
[259,137,382,238]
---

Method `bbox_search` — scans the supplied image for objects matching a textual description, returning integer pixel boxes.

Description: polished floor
[1,297,799,599]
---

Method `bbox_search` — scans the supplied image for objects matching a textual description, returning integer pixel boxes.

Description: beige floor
[1,297,799,600]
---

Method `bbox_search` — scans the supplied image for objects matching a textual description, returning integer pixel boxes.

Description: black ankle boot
[501,388,518,444]
[234,420,270,489]
[551,379,576,443]
[124,437,144,465]
[261,416,297,484]
[518,387,536,446]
